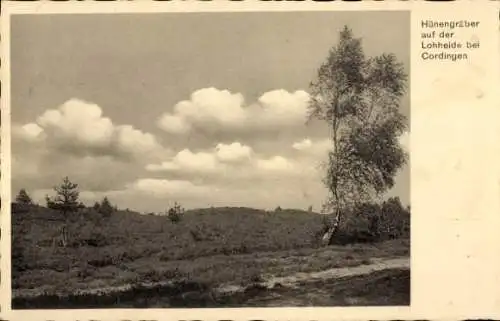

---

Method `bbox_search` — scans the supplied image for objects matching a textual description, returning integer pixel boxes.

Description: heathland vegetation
[12,179,409,307]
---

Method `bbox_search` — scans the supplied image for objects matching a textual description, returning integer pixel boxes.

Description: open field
[12,204,409,308]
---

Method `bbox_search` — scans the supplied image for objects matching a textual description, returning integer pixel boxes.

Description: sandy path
[217,257,409,294]
[14,257,409,300]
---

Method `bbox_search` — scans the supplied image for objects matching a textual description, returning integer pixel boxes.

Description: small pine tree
[99,197,114,216]
[15,189,33,205]
[93,202,101,211]
[275,206,282,212]
[46,176,80,219]
[46,176,80,248]
[167,202,184,223]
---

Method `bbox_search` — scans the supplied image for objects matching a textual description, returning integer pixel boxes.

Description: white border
[2,1,500,320]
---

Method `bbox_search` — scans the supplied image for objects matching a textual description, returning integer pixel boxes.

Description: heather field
[12,202,410,308]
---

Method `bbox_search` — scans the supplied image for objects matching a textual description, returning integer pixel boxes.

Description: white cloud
[146,141,254,173]
[38,99,115,147]
[177,88,246,125]
[157,114,191,134]
[256,156,295,172]
[215,142,252,163]
[23,123,44,137]
[292,138,312,151]
[146,148,220,173]
[16,98,165,159]
[292,138,332,157]
[11,98,174,198]
[255,89,310,126]
[127,178,210,198]
[13,123,45,142]
[158,88,246,134]
[115,125,160,155]
[157,88,311,134]
[146,141,313,181]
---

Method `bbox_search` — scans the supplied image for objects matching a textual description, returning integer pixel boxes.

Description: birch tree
[308,26,408,244]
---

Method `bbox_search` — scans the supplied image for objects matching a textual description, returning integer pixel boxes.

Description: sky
[10,11,410,213]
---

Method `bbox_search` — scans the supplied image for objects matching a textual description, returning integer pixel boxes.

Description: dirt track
[215,257,410,307]
[266,257,408,288]
[13,257,410,308]
[217,256,409,294]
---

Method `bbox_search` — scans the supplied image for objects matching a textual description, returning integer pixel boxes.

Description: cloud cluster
[145,141,305,176]
[292,138,313,150]
[14,98,165,160]
[146,142,255,174]
[157,88,310,134]
[11,98,174,198]
[215,142,252,163]
[292,137,332,156]
[126,178,211,198]
[13,123,45,142]
[256,156,295,172]
[144,140,322,192]
[12,93,409,212]
[146,149,220,173]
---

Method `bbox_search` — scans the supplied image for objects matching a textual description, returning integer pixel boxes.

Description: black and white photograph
[8,10,410,309]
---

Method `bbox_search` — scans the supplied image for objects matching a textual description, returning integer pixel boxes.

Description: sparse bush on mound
[326,197,410,245]
[12,189,36,214]
[16,188,34,205]
[98,197,114,217]
[167,202,184,223]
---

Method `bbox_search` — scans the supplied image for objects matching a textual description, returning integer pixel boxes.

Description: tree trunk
[328,92,341,246]
[321,229,332,246]
[327,208,342,245]
[61,225,68,247]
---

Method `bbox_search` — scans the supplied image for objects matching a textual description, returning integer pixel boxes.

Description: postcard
[1,1,499,320]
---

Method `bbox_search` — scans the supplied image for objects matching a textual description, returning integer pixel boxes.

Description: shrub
[376,197,410,240]
[98,197,114,217]
[16,189,34,205]
[327,199,410,245]
[167,202,184,223]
